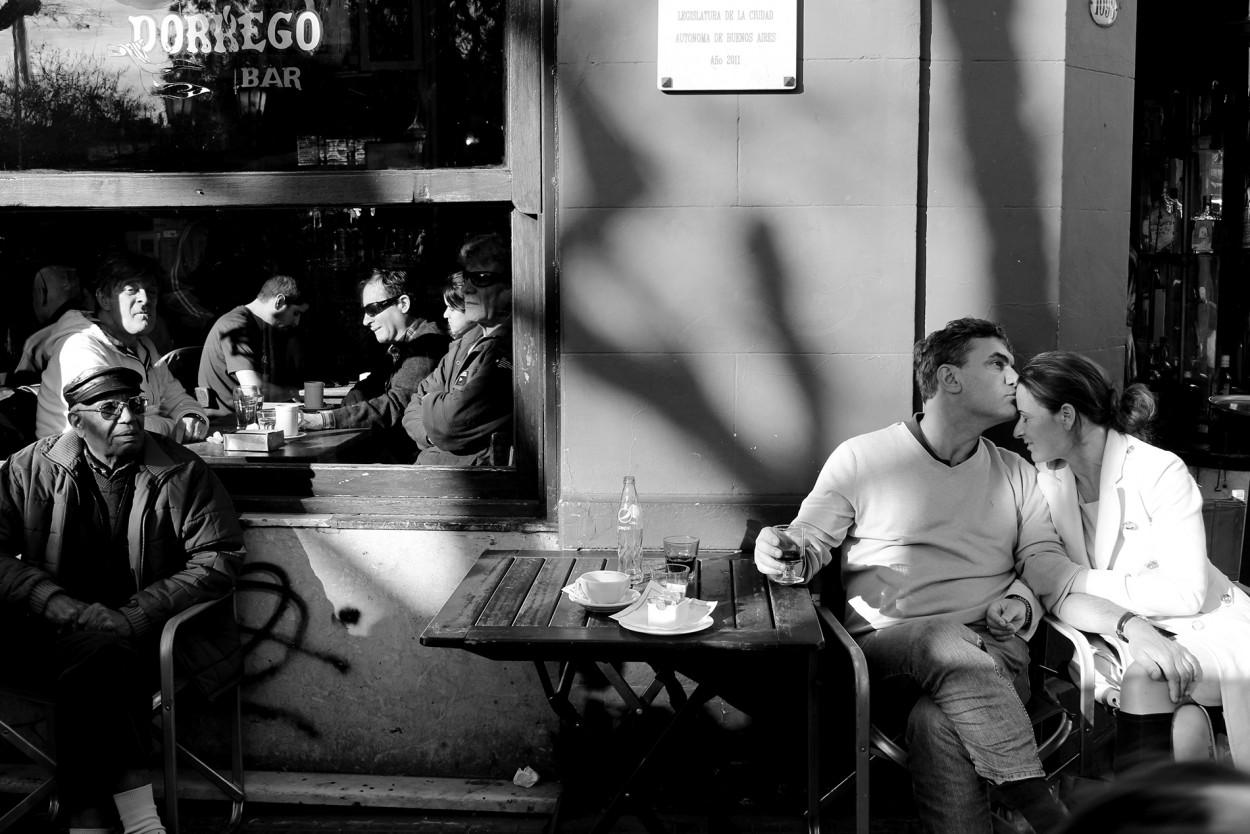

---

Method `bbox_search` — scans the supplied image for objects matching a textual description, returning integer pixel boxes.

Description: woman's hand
[1124,617,1202,703]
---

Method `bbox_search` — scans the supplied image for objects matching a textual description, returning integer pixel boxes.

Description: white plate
[618,616,714,636]
[574,589,641,612]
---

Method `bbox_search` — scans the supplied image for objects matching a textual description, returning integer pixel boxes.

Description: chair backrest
[156,346,203,397]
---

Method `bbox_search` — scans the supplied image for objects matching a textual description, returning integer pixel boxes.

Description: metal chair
[815,598,1085,834]
[0,594,245,834]
[155,346,204,398]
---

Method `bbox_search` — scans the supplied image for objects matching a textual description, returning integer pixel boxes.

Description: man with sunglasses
[198,274,311,417]
[0,366,243,834]
[299,269,449,460]
[402,233,514,466]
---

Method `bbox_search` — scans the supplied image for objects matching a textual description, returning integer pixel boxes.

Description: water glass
[651,565,690,599]
[772,524,806,585]
[233,384,260,430]
[256,407,277,431]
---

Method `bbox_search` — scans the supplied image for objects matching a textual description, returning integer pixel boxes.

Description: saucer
[575,588,641,612]
[618,616,714,636]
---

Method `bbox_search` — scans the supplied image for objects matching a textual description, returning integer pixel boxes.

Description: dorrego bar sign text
[657,0,797,91]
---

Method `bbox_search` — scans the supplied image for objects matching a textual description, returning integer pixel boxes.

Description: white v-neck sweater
[795,421,1080,636]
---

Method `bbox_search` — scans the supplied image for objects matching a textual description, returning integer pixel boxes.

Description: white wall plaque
[657,0,798,92]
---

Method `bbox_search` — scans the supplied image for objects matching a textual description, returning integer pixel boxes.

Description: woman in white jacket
[1014,351,1250,771]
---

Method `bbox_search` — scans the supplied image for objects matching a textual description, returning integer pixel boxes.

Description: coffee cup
[304,381,324,410]
[576,570,630,605]
[273,403,302,438]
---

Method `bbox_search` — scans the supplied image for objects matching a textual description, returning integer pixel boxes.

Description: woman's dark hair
[442,281,465,312]
[1017,350,1157,440]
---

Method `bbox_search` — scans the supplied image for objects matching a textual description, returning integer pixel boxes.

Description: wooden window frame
[0,0,557,524]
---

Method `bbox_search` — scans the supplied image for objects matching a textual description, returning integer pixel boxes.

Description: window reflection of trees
[0,0,504,171]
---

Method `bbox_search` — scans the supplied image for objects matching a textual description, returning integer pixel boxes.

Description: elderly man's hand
[300,412,326,432]
[76,602,134,636]
[986,597,1028,641]
[44,593,87,628]
[753,526,786,577]
[179,415,209,443]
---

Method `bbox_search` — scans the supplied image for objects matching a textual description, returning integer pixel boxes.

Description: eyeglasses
[460,271,508,288]
[75,395,149,420]
[362,296,402,317]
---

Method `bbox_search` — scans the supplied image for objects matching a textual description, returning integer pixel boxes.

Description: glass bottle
[616,476,644,584]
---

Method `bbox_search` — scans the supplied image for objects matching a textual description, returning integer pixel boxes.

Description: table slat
[697,557,735,630]
[478,557,546,627]
[418,552,516,646]
[513,558,577,627]
[733,560,774,631]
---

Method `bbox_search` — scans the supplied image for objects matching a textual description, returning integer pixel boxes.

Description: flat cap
[63,366,143,407]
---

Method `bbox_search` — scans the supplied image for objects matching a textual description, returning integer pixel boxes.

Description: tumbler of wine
[772,524,806,585]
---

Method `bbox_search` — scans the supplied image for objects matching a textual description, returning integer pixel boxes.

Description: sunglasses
[362,295,402,317]
[75,395,149,421]
[460,271,508,288]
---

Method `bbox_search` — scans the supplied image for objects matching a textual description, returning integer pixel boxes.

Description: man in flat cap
[0,366,243,834]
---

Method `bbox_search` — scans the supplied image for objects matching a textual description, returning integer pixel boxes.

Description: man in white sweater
[36,251,207,442]
[754,318,1079,834]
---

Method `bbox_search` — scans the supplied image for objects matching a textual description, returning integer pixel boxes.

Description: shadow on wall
[935,1,1052,357]
[555,66,833,498]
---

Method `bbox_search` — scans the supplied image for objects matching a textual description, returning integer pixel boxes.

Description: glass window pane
[0,0,504,171]
[0,203,514,468]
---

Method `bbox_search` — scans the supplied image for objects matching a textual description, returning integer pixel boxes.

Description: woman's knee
[1120,661,1177,715]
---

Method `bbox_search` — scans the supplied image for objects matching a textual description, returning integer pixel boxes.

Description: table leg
[533,660,584,728]
[589,682,717,834]
[595,662,651,716]
[806,651,820,834]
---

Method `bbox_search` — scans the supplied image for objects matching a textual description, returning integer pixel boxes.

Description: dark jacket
[328,319,450,448]
[0,431,244,699]
[402,324,512,466]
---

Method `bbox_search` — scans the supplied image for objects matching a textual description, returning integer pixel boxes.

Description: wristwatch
[1116,611,1140,642]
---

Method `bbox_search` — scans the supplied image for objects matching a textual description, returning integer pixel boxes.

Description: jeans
[856,619,1043,834]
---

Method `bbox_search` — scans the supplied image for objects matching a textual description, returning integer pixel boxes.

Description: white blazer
[1035,429,1250,764]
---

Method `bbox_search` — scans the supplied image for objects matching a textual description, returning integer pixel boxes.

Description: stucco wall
[234,522,559,777]
[556,0,921,549]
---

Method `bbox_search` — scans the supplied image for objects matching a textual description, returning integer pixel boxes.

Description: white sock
[113,783,166,834]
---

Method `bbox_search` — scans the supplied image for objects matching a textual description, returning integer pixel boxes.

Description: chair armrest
[815,605,870,725]
[158,593,236,702]
[1041,613,1098,728]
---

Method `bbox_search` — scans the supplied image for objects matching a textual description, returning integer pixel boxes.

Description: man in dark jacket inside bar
[300,268,450,461]
[0,366,243,834]
[402,233,513,466]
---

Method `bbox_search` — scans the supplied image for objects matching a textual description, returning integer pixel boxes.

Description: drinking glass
[233,385,261,430]
[772,524,806,585]
[651,565,690,600]
[256,407,277,431]
[663,535,699,572]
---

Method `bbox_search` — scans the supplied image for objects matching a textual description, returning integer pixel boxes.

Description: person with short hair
[753,317,1082,833]
[197,274,310,416]
[0,366,243,834]
[299,269,450,459]
[35,251,207,442]
[1015,351,1250,770]
[403,234,513,466]
[10,264,89,387]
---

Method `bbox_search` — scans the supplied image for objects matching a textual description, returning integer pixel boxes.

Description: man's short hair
[94,250,163,299]
[913,317,1013,402]
[360,269,410,300]
[459,233,510,277]
[255,274,305,306]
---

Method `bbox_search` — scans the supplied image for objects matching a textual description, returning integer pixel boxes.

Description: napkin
[610,581,716,630]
